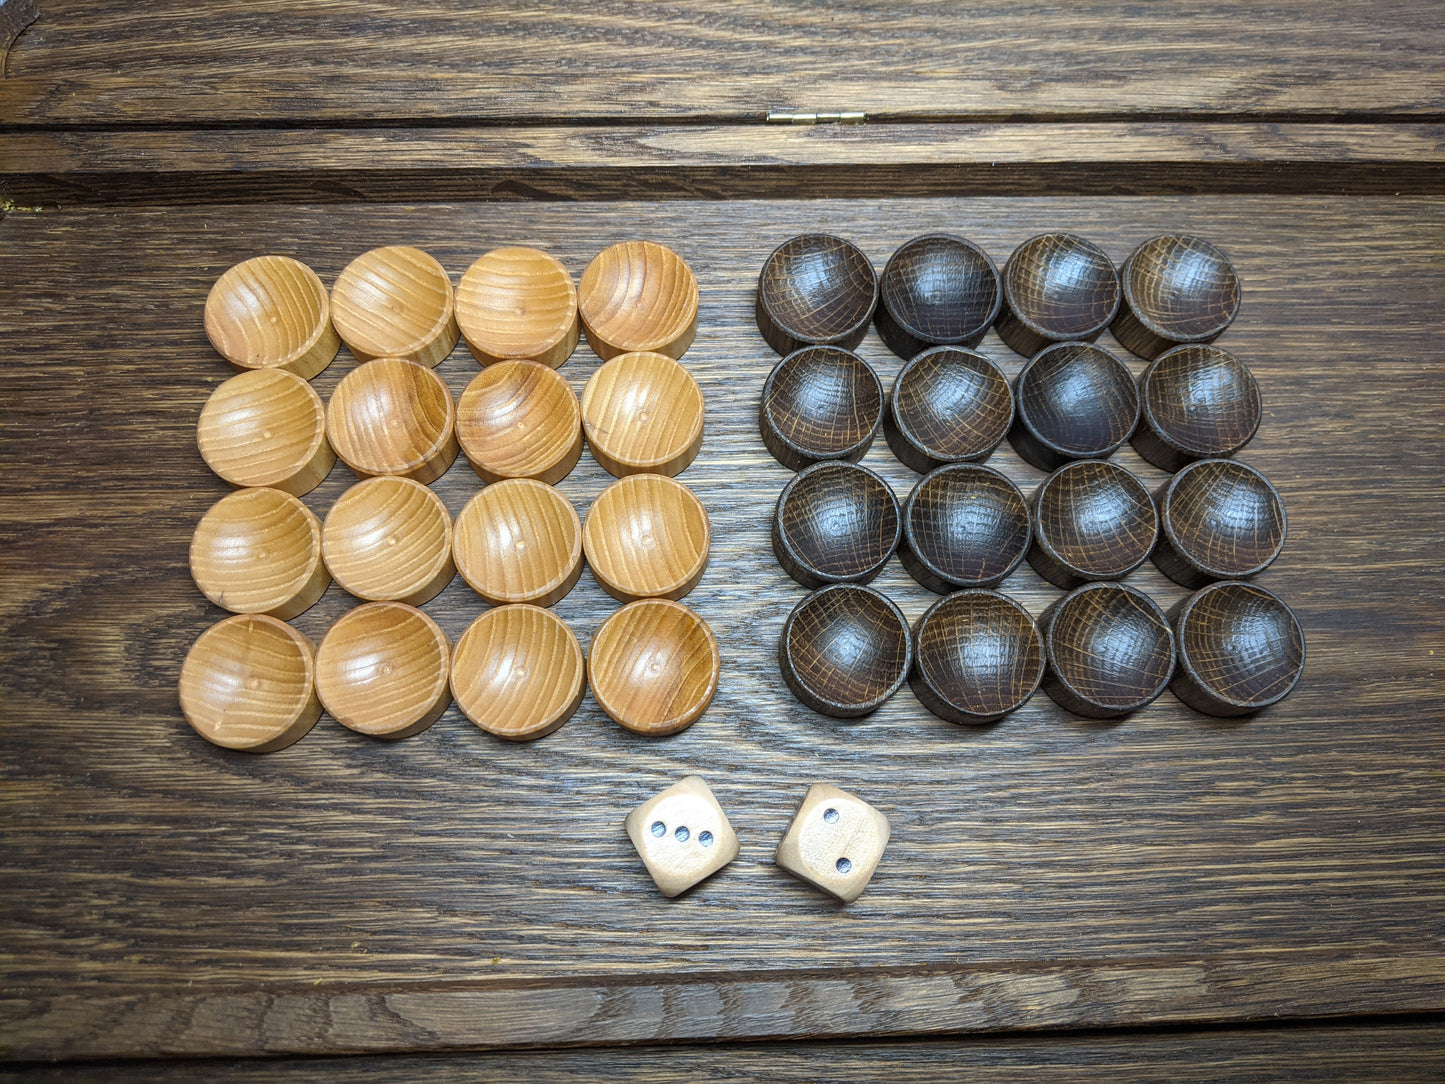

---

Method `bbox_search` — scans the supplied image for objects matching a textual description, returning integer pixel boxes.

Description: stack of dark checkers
[757,231,1305,724]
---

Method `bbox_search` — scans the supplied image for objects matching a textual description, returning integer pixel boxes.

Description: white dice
[775,783,889,903]
[624,775,740,897]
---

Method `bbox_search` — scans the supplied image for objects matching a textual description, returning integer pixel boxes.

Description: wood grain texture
[779,584,912,718]
[582,474,710,602]
[196,369,335,496]
[578,241,699,362]
[188,487,329,620]
[452,478,583,607]
[330,246,458,368]
[3,1024,1445,1082]
[315,602,451,740]
[4,123,1443,206]
[996,232,1120,357]
[773,461,901,589]
[1153,458,1287,587]
[455,247,578,369]
[320,477,455,606]
[884,347,1014,473]
[455,361,583,486]
[203,255,339,379]
[1009,342,1141,471]
[1113,235,1241,360]
[326,357,459,483]
[756,234,878,355]
[1039,583,1177,719]
[587,599,720,736]
[759,345,884,471]
[1133,345,1262,472]
[1027,461,1159,588]
[1169,581,1306,718]
[0,196,1442,1061]
[177,613,321,754]
[2,1,1442,126]
[581,352,704,478]
[899,464,1031,592]
[911,589,1045,725]
[449,604,586,742]
[876,234,1002,358]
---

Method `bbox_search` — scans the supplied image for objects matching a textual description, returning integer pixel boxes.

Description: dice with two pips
[775,783,890,903]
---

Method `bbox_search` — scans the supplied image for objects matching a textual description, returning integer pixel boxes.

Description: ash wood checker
[1,149,1442,1077]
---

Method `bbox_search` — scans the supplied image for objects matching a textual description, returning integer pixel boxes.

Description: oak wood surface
[2,1,1441,126]
[4,1024,1445,1082]
[0,195,1441,1062]
[5,123,1444,206]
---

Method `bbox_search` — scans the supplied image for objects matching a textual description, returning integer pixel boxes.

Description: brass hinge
[766,111,867,125]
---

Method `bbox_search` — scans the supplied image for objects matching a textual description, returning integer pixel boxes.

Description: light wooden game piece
[775,783,890,903]
[321,476,454,606]
[330,245,459,368]
[326,357,459,483]
[624,776,740,897]
[587,599,719,736]
[455,246,579,369]
[581,351,705,478]
[315,602,451,739]
[450,605,585,741]
[453,478,583,607]
[189,487,329,619]
[197,368,335,496]
[455,360,582,485]
[179,614,320,753]
[578,241,699,361]
[204,255,340,379]
[582,474,710,602]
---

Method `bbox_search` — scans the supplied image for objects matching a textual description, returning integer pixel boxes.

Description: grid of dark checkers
[758,230,1303,724]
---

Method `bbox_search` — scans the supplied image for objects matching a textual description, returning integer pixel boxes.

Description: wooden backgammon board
[1,2,1442,1076]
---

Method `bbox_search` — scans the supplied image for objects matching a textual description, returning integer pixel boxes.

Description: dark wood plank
[6,1024,1445,1081]
[0,196,1442,1060]
[4,123,1443,205]
[1,1,1441,126]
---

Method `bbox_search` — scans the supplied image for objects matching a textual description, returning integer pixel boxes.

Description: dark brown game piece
[756,234,878,355]
[1008,342,1140,471]
[1153,458,1287,588]
[883,346,1013,473]
[994,232,1121,358]
[874,234,1002,360]
[1168,581,1306,717]
[1027,460,1158,589]
[1038,582,1176,719]
[773,461,900,590]
[1133,345,1262,472]
[1112,235,1241,360]
[899,464,1031,593]
[778,584,912,719]
[910,589,1044,725]
[759,345,884,472]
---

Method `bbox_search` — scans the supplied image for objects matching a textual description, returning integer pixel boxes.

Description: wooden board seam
[4,948,1442,1060]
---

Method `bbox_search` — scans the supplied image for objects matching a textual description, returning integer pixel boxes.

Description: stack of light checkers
[180,241,720,753]
[758,232,1305,723]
